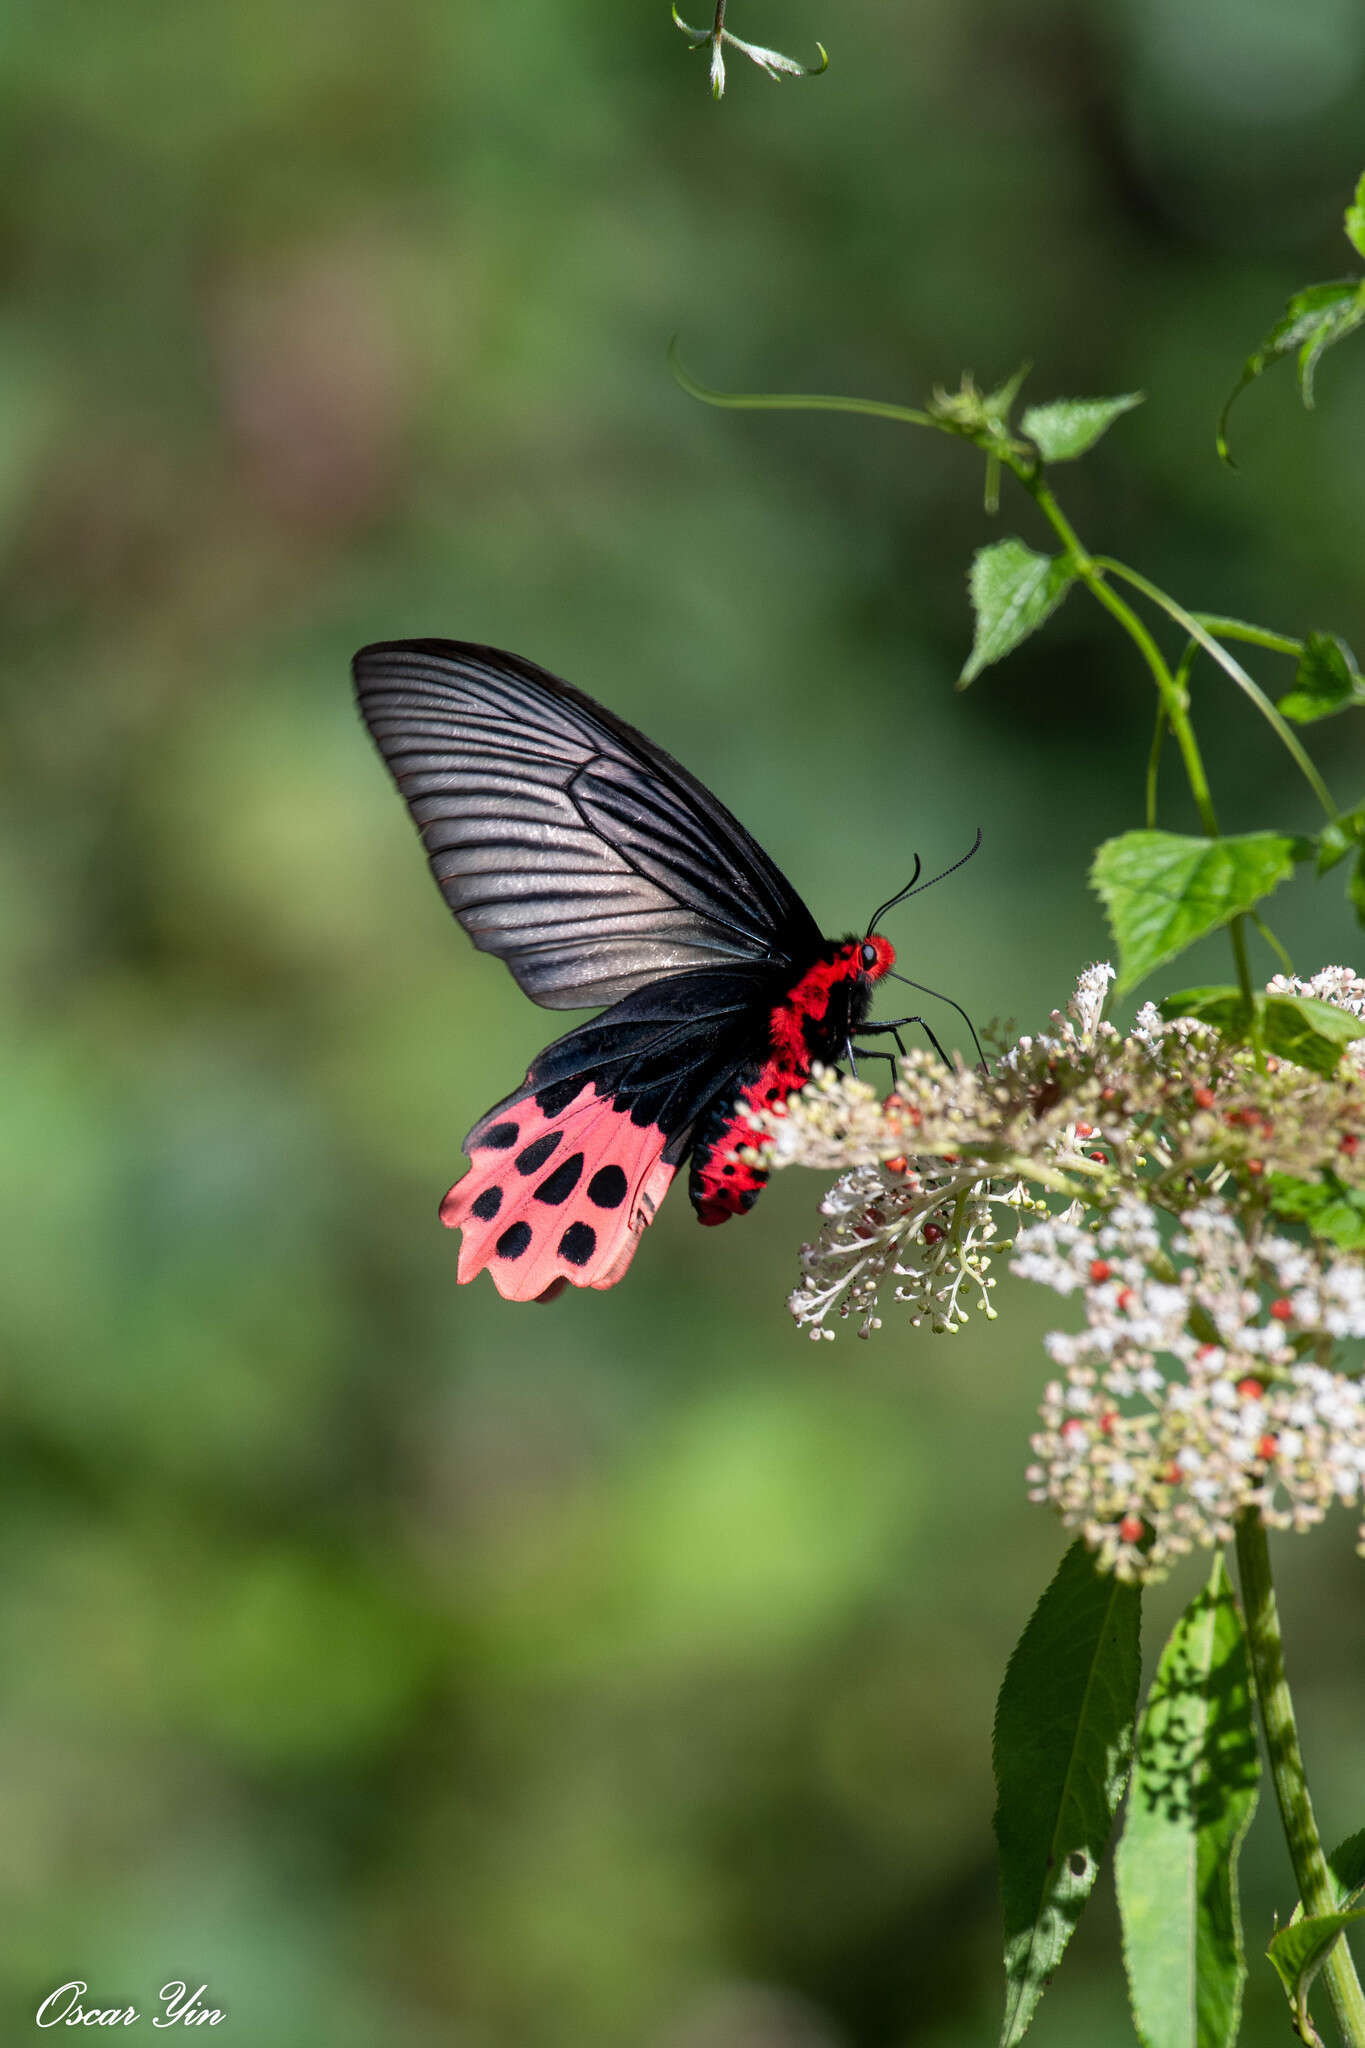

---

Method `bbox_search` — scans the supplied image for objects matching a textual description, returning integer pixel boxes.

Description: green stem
[1192,614,1304,660]
[668,345,935,428]
[1145,702,1167,830]
[1095,561,1338,823]
[1235,1514,1365,2048]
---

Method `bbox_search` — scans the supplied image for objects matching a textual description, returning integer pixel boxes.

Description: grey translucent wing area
[353,639,821,1010]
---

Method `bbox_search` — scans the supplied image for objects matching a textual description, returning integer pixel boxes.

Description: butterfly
[354,640,976,1302]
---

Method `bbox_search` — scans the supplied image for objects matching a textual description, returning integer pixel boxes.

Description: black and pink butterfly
[354,640,978,1302]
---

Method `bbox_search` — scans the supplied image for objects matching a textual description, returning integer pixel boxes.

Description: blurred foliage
[2,2,1365,2043]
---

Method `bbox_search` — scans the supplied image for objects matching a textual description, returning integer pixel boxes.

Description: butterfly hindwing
[441,1085,676,1300]
[438,969,778,1297]
[353,640,822,1010]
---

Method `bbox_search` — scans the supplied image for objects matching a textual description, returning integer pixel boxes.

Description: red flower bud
[1236,1377,1264,1400]
[922,1222,944,1245]
[1269,1298,1293,1322]
[1116,1287,1135,1310]
[1193,1086,1215,1109]
[1118,1515,1145,1544]
[1089,1259,1111,1283]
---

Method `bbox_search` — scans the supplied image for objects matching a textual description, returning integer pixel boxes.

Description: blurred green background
[3,2,1365,2042]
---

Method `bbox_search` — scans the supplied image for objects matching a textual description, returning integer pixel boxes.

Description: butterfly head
[856,934,896,983]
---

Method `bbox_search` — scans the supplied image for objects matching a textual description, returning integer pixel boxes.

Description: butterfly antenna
[865,853,921,936]
[864,828,983,934]
[886,969,989,1073]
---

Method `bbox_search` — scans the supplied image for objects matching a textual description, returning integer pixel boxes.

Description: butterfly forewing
[353,640,821,1010]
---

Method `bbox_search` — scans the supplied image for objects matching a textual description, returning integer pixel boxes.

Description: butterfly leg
[858,1014,953,1066]
[845,1037,900,1082]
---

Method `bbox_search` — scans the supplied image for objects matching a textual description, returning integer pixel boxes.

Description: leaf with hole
[993,1540,1141,2046]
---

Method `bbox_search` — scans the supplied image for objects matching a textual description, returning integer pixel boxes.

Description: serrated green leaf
[1021,393,1144,463]
[1268,1172,1365,1252]
[1157,987,1365,1077]
[1218,279,1365,463]
[1277,631,1365,724]
[959,540,1075,687]
[1091,831,1298,993]
[1116,1558,1259,2048]
[994,1540,1141,2047]
[1347,171,1365,261]
[1267,1910,1365,2035]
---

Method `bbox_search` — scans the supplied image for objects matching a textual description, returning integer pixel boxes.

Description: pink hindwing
[440,1086,676,1301]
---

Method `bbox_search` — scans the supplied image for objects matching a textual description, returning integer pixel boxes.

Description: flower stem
[1235,1513,1365,2048]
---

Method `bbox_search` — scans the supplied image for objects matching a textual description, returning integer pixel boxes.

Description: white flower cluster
[787,1158,1034,1341]
[1019,1199,1365,1580]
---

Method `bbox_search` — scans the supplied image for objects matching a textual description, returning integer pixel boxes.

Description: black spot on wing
[496,1221,532,1259]
[471,1186,503,1221]
[558,1221,597,1266]
[587,1166,628,1210]
[482,1122,519,1149]
[535,1078,583,1118]
[515,1132,561,1175]
[535,1153,584,1204]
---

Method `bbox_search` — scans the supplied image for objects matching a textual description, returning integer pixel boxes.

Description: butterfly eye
[860,942,879,970]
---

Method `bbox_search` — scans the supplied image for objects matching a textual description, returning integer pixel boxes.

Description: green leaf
[959,540,1075,687]
[1277,631,1365,723]
[1218,278,1365,463]
[1291,1831,1365,1919]
[1266,1911,1365,2037]
[1116,1558,1260,2048]
[994,1540,1142,2047]
[1158,987,1365,1077]
[1351,846,1365,931]
[1021,393,1144,463]
[1091,831,1298,993]
[1327,1830,1365,1909]
[1268,1172,1365,1252]
[1346,170,1365,263]
[1316,820,1353,875]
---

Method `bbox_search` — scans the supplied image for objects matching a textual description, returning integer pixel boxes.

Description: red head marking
[857,934,896,982]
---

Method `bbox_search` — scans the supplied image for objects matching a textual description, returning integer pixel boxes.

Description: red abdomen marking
[689,934,895,1224]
